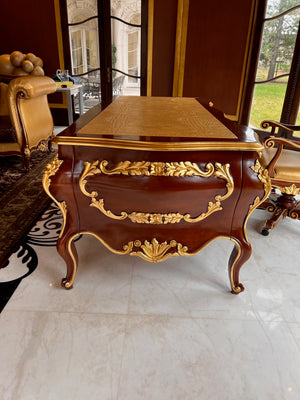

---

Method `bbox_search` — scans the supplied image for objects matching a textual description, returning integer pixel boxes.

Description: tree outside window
[250,0,300,132]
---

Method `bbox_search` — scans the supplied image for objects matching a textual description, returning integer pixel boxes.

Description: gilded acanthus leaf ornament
[129,238,189,263]
[277,184,300,196]
[42,155,67,238]
[243,160,272,242]
[79,160,234,224]
[98,160,215,177]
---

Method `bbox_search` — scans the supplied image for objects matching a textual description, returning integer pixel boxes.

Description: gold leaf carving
[164,161,214,177]
[100,160,151,175]
[99,160,215,177]
[37,142,47,152]
[42,155,67,238]
[244,160,272,242]
[79,160,234,225]
[277,184,300,196]
[150,162,165,175]
[130,238,189,263]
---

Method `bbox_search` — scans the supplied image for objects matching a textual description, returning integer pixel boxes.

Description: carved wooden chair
[258,120,300,235]
[0,51,57,170]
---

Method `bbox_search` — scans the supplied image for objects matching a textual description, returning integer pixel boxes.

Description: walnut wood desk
[44,97,270,294]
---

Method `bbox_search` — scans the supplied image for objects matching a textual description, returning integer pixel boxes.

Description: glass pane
[111,0,141,25]
[256,8,300,82]
[265,0,300,19]
[67,0,98,24]
[111,1,141,96]
[67,0,101,112]
[294,107,300,137]
[250,82,287,129]
[71,31,83,74]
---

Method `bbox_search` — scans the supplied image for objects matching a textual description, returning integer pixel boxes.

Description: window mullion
[280,20,300,133]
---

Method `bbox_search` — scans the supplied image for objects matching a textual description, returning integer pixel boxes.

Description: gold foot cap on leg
[61,278,73,290]
[231,283,244,295]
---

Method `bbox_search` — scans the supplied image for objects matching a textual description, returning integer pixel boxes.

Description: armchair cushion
[259,147,300,183]
[0,53,57,169]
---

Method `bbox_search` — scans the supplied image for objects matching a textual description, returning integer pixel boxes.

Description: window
[249,0,300,137]
[65,0,144,110]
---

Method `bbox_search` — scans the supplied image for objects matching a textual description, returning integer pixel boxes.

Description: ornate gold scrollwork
[42,155,67,238]
[98,160,215,177]
[24,146,30,157]
[129,238,190,263]
[37,142,47,152]
[79,160,234,224]
[243,160,272,242]
[275,183,300,196]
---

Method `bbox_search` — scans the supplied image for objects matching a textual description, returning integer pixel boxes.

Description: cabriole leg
[57,232,79,290]
[228,238,251,294]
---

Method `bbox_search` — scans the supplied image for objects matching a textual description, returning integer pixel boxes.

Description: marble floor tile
[2,208,300,399]
[246,210,300,322]
[4,235,133,315]
[288,323,300,351]
[0,310,126,400]
[129,239,259,320]
[118,315,300,400]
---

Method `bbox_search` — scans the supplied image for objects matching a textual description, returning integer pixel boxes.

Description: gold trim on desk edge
[243,160,272,242]
[42,155,67,238]
[79,160,234,224]
[52,136,264,152]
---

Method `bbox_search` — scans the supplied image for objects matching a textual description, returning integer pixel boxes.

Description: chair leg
[22,147,31,172]
[261,193,298,235]
[262,206,288,235]
[288,202,300,220]
[48,138,53,153]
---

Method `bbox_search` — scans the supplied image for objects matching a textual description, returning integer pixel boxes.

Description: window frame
[241,0,300,140]
[59,0,148,108]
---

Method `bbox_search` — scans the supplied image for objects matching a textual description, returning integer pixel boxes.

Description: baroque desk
[43,97,271,294]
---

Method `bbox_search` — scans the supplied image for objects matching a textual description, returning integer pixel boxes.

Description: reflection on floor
[1,204,300,399]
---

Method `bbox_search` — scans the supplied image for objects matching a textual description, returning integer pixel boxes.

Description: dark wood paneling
[151,0,178,96]
[0,0,60,78]
[0,0,71,123]
[183,0,254,116]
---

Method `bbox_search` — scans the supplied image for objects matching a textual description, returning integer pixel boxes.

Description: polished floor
[1,205,300,399]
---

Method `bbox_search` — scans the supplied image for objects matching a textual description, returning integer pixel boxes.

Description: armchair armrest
[264,137,300,177]
[7,75,57,100]
[6,75,57,150]
[261,120,300,135]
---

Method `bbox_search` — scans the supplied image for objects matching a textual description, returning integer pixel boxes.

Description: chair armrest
[261,120,300,134]
[7,75,57,99]
[6,76,57,149]
[265,137,300,150]
[264,137,300,177]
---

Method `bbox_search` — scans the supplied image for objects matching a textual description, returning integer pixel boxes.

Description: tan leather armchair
[0,51,57,170]
[258,120,300,235]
